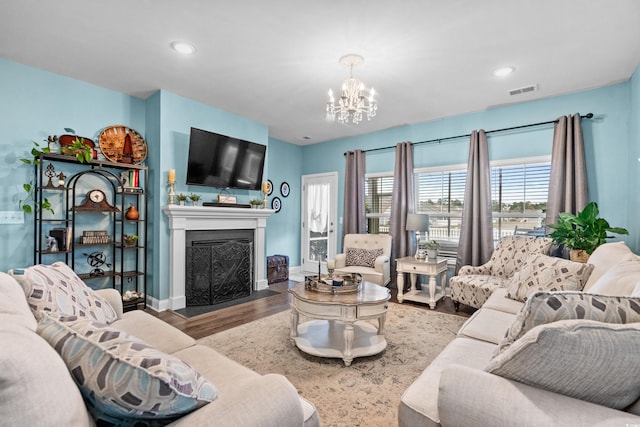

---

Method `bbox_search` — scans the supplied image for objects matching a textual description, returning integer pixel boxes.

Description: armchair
[334,234,392,286]
[449,235,552,310]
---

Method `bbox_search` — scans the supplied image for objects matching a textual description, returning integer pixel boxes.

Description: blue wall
[302,83,633,250]
[1,57,638,306]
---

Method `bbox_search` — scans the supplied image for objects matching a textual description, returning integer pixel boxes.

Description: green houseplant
[547,201,628,262]
[19,141,54,215]
[250,199,263,208]
[188,193,200,206]
[425,240,440,259]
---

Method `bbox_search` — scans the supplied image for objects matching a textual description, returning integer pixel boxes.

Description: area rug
[174,289,280,318]
[197,303,467,427]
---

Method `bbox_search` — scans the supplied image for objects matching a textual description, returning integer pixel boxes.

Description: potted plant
[123,234,138,247]
[176,193,187,205]
[425,240,440,260]
[19,141,54,215]
[547,201,628,262]
[188,193,200,206]
[250,199,263,209]
[60,136,93,163]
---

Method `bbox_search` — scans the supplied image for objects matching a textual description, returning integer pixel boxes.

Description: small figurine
[46,235,59,252]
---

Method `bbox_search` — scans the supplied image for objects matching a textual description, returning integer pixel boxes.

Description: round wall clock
[280,182,290,197]
[98,125,148,164]
[271,196,282,213]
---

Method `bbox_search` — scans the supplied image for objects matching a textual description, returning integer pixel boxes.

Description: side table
[395,256,448,309]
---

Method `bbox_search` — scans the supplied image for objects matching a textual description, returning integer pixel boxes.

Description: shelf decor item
[167,169,176,205]
[176,193,187,205]
[125,205,140,220]
[188,193,200,206]
[98,125,148,164]
[123,234,138,247]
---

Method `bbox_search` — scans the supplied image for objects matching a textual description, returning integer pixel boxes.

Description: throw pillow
[9,262,117,323]
[37,313,217,424]
[486,319,640,410]
[497,291,640,353]
[582,241,636,290]
[345,247,384,268]
[586,258,640,297]
[505,253,593,302]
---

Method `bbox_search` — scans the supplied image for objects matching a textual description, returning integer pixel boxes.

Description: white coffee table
[396,256,448,309]
[289,281,390,366]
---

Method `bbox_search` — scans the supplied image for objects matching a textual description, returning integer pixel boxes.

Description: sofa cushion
[481,287,525,315]
[583,241,637,291]
[505,254,593,302]
[345,247,383,268]
[457,308,516,345]
[0,272,38,331]
[37,313,217,424]
[497,291,640,353]
[0,322,93,426]
[486,319,640,410]
[9,262,117,323]
[586,258,640,297]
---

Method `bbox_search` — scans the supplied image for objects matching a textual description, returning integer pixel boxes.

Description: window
[365,175,393,234]
[364,157,551,242]
[490,158,550,239]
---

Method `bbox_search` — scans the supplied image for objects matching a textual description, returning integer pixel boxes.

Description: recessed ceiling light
[493,66,515,77]
[170,41,196,55]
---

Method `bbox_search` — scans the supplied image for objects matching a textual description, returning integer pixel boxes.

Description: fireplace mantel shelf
[163,205,275,310]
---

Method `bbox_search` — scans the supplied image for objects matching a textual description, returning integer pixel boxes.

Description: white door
[301,172,338,274]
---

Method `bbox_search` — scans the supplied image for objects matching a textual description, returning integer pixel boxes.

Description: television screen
[186,127,266,190]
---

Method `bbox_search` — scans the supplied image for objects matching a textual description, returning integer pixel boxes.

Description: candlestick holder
[263,189,268,209]
[168,181,176,205]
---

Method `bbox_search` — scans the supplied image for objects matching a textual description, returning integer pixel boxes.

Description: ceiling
[2,0,640,145]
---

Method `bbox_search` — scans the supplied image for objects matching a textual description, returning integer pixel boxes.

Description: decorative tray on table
[305,273,362,294]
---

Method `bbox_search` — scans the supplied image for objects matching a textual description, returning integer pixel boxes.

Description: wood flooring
[148,280,475,340]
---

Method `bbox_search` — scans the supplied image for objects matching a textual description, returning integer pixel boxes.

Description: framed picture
[218,194,237,203]
[280,181,290,197]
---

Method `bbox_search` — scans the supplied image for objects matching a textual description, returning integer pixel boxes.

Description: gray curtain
[342,150,366,239]
[456,130,494,271]
[390,142,415,275]
[545,114,589,227]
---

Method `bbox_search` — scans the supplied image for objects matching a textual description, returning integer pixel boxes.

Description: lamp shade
[406,213,430,231]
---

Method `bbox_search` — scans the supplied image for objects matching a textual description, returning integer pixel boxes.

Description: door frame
[301,172,338,273]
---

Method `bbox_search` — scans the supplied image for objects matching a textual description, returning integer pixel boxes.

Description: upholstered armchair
[449,235,553,310]
[334,234,393,286]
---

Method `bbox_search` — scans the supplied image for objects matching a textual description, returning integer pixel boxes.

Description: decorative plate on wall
[98,125,148,164]
[271,196,282,213]
[265,179,273,196]
[280,181,290,197]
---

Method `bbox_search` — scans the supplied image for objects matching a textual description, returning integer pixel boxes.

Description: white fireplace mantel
[162,205,274,310]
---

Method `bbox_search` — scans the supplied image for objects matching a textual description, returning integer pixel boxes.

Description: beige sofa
[0,262,319,427]
[399,242,640,426]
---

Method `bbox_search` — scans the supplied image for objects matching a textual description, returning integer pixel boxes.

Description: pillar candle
[168,169,176,183]
[262,181,269,193]
[327,259,335,270]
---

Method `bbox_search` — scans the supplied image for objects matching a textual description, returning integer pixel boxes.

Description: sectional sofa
[399,241,640,426]
[0,262,319,427]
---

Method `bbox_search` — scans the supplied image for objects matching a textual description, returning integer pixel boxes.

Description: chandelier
[326,54,377,124]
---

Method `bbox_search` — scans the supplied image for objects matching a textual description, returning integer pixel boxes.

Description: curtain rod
[346,113,594,155]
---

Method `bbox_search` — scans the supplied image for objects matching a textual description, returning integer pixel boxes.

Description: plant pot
[427,249,438,260]
[123,238,137,247]
[178,200,185,206]
[569,249,589,263]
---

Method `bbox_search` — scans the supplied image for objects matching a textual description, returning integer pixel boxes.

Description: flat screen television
[186,127,266,191]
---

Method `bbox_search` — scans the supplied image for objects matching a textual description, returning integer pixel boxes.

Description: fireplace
[163,205,274,311]
[185,230,253,306]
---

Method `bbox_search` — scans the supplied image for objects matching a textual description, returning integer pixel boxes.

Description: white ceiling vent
[508,84,538,96]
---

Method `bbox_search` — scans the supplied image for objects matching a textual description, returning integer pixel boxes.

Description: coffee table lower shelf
[291,320,386,366]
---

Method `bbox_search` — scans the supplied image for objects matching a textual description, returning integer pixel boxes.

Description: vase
[427,249,438,260]
[125,205,139,220]
[569,249,589,263]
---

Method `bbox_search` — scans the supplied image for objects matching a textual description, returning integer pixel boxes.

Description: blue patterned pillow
[37,313,217,424]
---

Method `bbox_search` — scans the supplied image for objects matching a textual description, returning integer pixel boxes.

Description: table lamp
[406,213,430,259]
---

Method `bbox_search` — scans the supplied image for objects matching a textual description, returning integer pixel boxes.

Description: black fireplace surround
[185,229,253,306]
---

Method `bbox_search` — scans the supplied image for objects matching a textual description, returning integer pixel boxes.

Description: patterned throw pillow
[497,291,640,353]
[486,319,640,410]
[37,313,217,424]
[9,262,117,323]
[505,253,593,302]
[345,247,384,268]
